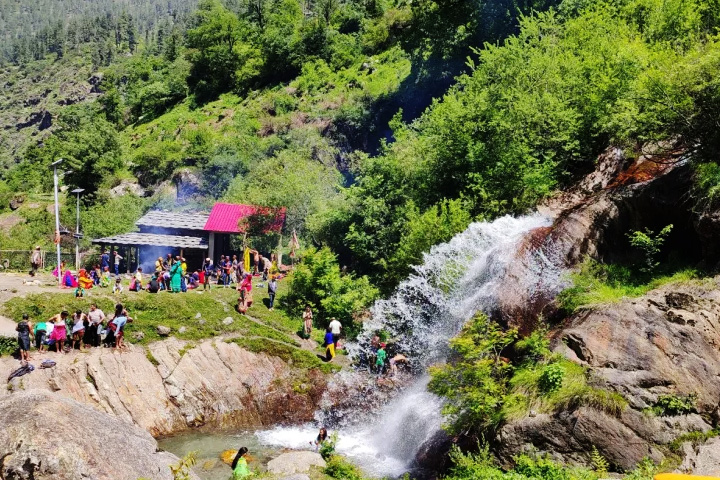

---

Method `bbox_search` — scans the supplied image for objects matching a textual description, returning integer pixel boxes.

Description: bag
[40,359,56,369]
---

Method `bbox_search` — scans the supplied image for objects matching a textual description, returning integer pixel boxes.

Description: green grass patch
[558,259,700,312]
[228,337,338,374]
[1,283,306,350]
[668,429,720,454]
[503,358,628,421]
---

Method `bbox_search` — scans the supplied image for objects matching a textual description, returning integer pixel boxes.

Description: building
[92,203,285,273]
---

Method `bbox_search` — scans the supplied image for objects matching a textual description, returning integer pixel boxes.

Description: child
[113,277,123,294]
[231,447,250,479]
[101,267,111,287]
[130,267,143,291]
[324,327,335,362]
[376,342,387,374]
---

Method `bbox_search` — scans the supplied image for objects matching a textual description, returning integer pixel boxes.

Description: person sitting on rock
[231,447,251,479]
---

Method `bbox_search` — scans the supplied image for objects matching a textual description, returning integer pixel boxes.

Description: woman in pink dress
[48,312,68,353]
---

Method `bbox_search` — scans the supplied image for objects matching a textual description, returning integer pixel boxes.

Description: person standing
[170,256,182,293]
[267,276,277,311]
[302,306,313,337]
[328,317,342,348]
[113,251,123,276]
[29,246,42,276]
[33,318,47,352]
[202,258,214,291]
[100,251,110,272]
[375,343,387,375]
[48,311,68,353]
[324,327,335,362]
[155,257,164,275]
[16,314,33,362]
[71,310,86,350]
[87,303,105,347]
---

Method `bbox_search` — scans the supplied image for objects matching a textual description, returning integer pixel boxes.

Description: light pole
[51,159,63,285]
[71,188,84,271]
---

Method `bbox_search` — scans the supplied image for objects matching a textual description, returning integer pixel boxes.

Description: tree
[185,0,245,102]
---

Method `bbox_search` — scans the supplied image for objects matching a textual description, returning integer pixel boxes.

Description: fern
[591,446,609,477]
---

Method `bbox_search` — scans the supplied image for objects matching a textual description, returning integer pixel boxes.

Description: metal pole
[52,159,63,285]
[72,188,84,271]
[75,192,80,270]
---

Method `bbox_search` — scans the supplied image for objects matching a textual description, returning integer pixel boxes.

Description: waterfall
[257,213,566,477]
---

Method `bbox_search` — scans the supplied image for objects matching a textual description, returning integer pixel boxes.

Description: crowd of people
[16,303,133,359]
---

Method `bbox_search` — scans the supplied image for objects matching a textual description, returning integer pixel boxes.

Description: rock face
[266,451,326,475]
[494,150,699,332]
[0,337,327,436]
[496,280,720,469]
[679,437,720,476]
[0,389,197,480]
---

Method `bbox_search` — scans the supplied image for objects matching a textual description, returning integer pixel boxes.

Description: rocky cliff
[496,278,720,472]
[0,336,326,437]
[0,389,198,480]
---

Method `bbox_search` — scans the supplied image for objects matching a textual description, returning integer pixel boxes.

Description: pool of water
[158,430,290,480]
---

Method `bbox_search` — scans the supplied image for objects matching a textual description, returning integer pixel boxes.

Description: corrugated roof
[136,211,209,231]
[204,203,286,234]
[92,233,208,249]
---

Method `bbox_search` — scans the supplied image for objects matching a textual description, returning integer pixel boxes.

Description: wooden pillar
[208,232,215,263]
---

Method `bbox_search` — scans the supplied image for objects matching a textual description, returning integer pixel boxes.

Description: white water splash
[258,213,566,477]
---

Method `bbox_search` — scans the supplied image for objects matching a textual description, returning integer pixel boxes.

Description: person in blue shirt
[203,258,214,291]
[324,327,335,362]
[100,251,110,271]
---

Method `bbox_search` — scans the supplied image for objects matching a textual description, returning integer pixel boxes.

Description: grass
[503,358,628,421]
[1,274,332,371]
[668,429,720,454]
[557,259,701,312]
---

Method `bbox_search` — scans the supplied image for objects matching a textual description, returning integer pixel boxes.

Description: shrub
[651,393,697,416]
[539,363,565,393]
[323,455,365,480]
[626,225,673,273]
[319,432,338,460]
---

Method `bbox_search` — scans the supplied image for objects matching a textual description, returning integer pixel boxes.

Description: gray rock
[178,326,187,334]
[222,317,234,326]
[198,319,206,325]
[132,331,145,341]
[195,313,202,319]
[267,451,326,475]
[0,389,197,480]
[679,437,720,476]
[109,180,145,198]
[157,325,171,336]
[280,475,311,480]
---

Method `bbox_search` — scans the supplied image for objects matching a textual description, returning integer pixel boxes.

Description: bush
[323,455,365,480]
[538,363,565,393]
[651,393,697,416]
[626,225,673,273]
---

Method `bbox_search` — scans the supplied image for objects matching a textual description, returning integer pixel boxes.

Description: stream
[161,214,565,479]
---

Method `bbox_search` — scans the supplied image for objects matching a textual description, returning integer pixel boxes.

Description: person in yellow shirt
[181,258,187,275]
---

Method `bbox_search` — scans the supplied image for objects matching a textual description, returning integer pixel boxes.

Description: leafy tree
[185,0,247,102]
[429,313,518,434]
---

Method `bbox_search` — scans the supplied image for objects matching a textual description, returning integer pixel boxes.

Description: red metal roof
[204,203,286,234]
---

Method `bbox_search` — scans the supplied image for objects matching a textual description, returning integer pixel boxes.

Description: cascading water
[257,213,567,477]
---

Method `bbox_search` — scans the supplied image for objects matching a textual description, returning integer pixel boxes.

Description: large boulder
[0,389,196,480]
[679,437,720,476]
[266,451,326,475]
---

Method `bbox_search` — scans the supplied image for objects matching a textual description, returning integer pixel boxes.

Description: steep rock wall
[0,337,326,436]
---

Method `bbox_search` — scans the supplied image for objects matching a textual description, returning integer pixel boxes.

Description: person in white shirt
[328,317,342,348]
[87,303,105,347]
[113,251,123,276]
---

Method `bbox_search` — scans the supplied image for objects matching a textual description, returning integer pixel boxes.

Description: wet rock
[157,325,171,336]
[267,451,326,475]
[0,389,195,480]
